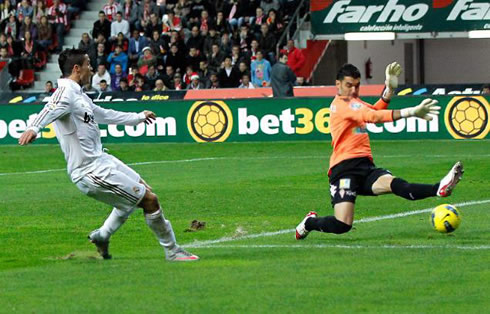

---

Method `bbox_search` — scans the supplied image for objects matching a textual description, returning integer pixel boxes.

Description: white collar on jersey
[57,78,84,94]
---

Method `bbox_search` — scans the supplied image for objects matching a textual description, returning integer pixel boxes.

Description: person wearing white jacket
[19,49,199,262]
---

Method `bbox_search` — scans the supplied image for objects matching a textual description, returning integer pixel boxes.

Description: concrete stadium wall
[347,38,490,85]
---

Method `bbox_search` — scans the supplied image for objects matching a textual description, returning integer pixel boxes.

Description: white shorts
[75,154,146,213]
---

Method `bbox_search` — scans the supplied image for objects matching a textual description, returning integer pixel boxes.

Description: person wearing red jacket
[285,40,305,77]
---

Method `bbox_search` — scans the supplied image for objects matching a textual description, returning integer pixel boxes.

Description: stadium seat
[16,69,35,87]
[0,61,6,72]
[34,51,48,70]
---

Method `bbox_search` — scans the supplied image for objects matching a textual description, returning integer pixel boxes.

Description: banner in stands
[396,84,486,96]
[0,96,488,144]
[311,0,490,36]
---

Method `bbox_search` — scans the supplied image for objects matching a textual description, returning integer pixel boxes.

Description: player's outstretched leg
[437,161,464,197]
[88,207,130,260]
[295,203,353,239]
[140,191,199,262]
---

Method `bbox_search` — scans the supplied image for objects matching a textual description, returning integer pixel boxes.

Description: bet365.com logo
[444,96,489,139]
[187,101,233,142]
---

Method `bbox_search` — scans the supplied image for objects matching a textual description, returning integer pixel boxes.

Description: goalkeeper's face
[336,76,360,98]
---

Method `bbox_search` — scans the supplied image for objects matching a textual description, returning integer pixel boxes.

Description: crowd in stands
[0,0,85,89]
[0,0,309,92]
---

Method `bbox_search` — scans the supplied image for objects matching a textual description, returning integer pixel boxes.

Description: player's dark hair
[336,63,361,80]
[58,48,87,78]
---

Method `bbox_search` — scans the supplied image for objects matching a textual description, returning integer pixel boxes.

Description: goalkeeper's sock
[391,177,438,200]
[144,208,177,251]
[99,207,129,240]
[305,216,352,234]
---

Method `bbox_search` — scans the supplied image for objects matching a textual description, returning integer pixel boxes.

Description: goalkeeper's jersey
[27,78,146,183]
[328,95,393,172]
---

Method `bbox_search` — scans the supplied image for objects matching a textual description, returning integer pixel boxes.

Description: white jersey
[27,78,146,183]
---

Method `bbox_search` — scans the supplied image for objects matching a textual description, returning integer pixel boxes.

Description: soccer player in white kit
[18,49,199,261]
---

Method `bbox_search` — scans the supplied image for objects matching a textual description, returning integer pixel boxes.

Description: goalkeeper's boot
[166,247,199,262]
[295,211,317,240]
[88,229,112,260]
[437,161,464,197]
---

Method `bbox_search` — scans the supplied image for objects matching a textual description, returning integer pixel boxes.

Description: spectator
[92,63,111,91]
[208,43,223,73]
[18,15,37,40]
[0,0,15,23]
[161,65,174,87]
[90,42,109,70]
[78,33,93,53]
[266,9,283,35]
[199,10,212,32]
[122,0,138,25]
[162,10,182,34]
[107,44,128,74]
[188,0,209,26]
[236,24,251,52]
[238,0,259,27]
[4,14,19,40]
[482,84,490,95]
[165,43,185,74]
[237,61,249,78]
[203,27,219,58]
[102,0,119,22]
[111,63,126,90]
[0,45,9,59]
[92,11,111,40]
[186,46,203,72]
[92,33,111,55]
[271,51,296,97]
[251,6,265,36]
[186,25,204,53]
[137,46,157,75]
[238,73,254,88]
[153,78,166,91]
[133,73,149,91]
[286,39,305,77]
[220,31,232,56]
[111,31,129,52]
[215,10,231,34]
[45,80,56,93]
[137,0,158,30]
[258,23,276,62]
[182,66,194,85]
[0,33,7,49]
[36,15,51,49]
[198,59,210,86]
[20,30,38,68]
[172,72,185,90]
[118,77,133,91]
[6,34,21,58]
[243,39,259,64]
[148,30,168,59]
[207,71,219,89]
[188,73,204,89]
[47,0,68,53]
[218,55,240,88]
[230,44,244,68]
[222,1,241,31]
[143,12,162,38]
[260,0,280,15]
[16,0,33,22]
[127,66,139,85]
[145,64,159,88]
[251,50,271,87]
[33,0,47,24]
[129,29,149,65]
[99,79,112,92]
[111,11,130,39]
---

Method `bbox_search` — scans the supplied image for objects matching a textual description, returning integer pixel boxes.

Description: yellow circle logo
[187,101,233,142]
[444,96,489,139]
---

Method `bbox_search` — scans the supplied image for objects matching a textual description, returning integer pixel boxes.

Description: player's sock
[390,177,438,200]
[99,207,129,240]
[305,216,352,234]
[144,208,177,251]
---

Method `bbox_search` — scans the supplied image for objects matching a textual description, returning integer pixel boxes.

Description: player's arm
[92,103,156,125]
[393,98,440,121]
[379,62,402,106]
[19,90,70,145]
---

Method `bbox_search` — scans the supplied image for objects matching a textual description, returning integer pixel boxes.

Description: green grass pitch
[0,140,489,313]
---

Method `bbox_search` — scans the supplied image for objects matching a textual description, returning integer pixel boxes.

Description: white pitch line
[182,199,490,248]
[186,244,490,250]
[1,153,489,176]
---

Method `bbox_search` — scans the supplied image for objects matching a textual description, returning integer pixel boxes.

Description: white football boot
[88,229,112,260]
[295,211,318,240]
[437,161,464,197]
[166,247,200,262]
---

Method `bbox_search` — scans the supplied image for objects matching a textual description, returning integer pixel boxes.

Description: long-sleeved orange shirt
[329,95,393,172]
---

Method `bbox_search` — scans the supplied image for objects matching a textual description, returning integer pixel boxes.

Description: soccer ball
[430,204,461,233]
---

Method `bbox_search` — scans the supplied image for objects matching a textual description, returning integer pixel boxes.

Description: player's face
[79,55,93,86]
[336,76,360,98]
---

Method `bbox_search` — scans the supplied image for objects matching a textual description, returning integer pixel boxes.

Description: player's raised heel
[166,247,199,262]
[295,211,317,240]
[437,161,464,197]
[88,229,112,260]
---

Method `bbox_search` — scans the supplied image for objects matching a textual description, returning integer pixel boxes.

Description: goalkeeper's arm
[393,98,441,121]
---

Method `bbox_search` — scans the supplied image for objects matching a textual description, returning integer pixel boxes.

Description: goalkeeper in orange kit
[295,63,463,239]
